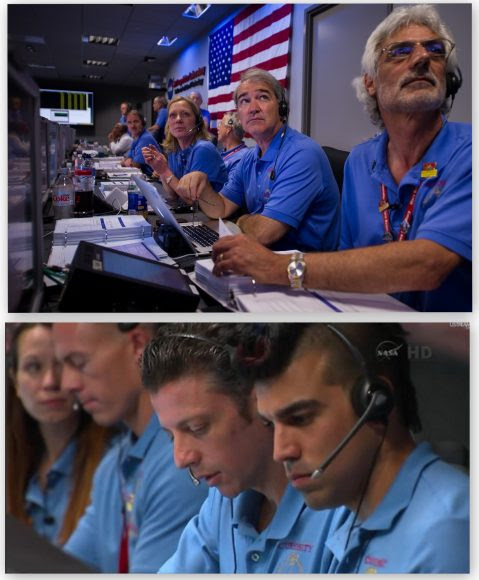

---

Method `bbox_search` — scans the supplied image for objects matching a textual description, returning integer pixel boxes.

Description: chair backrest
[323,146,350,194]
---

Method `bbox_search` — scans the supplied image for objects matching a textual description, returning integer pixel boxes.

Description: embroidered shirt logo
[278,542,312,552]
[277,552,304,573]
[364,555,388,569]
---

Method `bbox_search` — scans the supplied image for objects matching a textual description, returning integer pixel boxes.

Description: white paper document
[192,258,413,312]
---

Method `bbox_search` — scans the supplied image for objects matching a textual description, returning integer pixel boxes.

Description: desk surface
[42,177,413,314]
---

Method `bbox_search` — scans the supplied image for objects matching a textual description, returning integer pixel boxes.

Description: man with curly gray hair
[212,5,471,312]
[352,4,460,128]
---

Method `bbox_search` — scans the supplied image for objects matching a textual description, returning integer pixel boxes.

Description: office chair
[323,146,350,194]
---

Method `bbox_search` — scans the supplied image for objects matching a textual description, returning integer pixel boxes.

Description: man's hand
[177,171,209,204]
[212,234,288,284]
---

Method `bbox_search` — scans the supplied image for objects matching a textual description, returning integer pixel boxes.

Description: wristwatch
[165,174,174,185]
[287,252,306,290]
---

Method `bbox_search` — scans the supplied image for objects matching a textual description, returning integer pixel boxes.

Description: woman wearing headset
[142,96,227,201]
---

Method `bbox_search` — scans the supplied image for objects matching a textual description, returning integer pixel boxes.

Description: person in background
[121,110,160,177]
[211,6,471,312]
[6,323,112,547]
[108,123,133,157]
[119,101,132,124]
[242,323,469,573]
[53,323,208,573]
[189,90,211,129]
[142,96,227,201]
[176,68,340,252]
[148,95,168,144]
[141,323,335,573]
[217,111,250,175]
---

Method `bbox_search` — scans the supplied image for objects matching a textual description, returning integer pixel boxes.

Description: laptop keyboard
[183,224,219,248]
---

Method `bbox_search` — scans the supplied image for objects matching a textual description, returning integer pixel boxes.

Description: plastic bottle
[127,180,138,215]
[73,156,95,217]
[52,168,74,220]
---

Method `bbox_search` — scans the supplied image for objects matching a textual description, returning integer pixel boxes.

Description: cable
[344,424,388,555]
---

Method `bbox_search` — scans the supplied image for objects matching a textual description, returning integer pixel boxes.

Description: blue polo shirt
[200,108,211,126]
[64,415,208,572]
[26,439,76,545]
[221,143,250,175]
[318,442,469,573]
[168,139,227,192]
[155,108,167,129]
[159,483,335,573]
[340,121,472,311]
[127,129,160,177]
[221,126,340,252]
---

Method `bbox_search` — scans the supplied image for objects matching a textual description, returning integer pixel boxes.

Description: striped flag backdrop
[207,4,293,131]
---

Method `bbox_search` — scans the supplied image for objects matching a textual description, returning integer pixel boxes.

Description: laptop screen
[131,175,193,249]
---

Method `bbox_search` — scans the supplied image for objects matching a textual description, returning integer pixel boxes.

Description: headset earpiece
[446,67,463,99]
[278,98,289,120]
[350,379,394,422]
[278,86,289,120]
[326,324,394,422]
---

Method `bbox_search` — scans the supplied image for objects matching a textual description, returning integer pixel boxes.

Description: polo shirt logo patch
[364,555,388,568]
[278,542,312,552]
[277,552,305,573]
[422,180,446,207]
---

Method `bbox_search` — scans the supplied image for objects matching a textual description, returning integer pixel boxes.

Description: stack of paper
[93,157,125,170]
[193,258,413,312]
[48,215,170,269]
[106,167,142,180]
[53,215,152,246]
[194,259,256,304]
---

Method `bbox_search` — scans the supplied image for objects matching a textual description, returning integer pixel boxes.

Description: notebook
[132,174,239,255]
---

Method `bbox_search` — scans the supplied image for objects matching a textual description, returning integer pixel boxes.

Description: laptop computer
[132,174,239,255]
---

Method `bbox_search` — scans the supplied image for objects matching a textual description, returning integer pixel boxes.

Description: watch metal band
[288,251,306,290]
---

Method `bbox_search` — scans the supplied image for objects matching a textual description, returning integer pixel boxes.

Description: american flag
[207,4,293,131]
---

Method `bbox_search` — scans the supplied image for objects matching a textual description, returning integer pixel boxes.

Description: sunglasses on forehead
[381,38,455,61]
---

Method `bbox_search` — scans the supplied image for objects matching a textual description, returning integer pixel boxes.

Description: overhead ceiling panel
[9,3,247,88]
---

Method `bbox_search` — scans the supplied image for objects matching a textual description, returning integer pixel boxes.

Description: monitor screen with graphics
[40,88,94,125]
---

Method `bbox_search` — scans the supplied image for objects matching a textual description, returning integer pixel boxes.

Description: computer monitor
[8,61,45,312]
[40,88,94,126]
[46,119,60,187]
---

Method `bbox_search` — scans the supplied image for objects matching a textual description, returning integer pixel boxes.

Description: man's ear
[364,73,377,98]
[128,325,153,363]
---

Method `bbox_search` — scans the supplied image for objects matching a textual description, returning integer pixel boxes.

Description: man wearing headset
[176,68,340,252]
[51,323,207,573]
[141,323,335,573]
[244,323,469,573]
[212,5,471,312]
[217,111,250,175]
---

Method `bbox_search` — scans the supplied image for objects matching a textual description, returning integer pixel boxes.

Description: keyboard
[183,224,219,248]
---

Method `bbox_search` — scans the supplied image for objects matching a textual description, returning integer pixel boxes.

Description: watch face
[288,261,305,278]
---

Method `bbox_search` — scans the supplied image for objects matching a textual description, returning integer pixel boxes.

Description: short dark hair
[126,109,146,127]
[141,323,255,420]
[234,323,421,432]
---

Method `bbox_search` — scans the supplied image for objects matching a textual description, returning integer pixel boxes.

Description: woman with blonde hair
[6,323,113,546]
[142,96,227,200]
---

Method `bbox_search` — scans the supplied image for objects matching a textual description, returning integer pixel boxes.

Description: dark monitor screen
[46,120,59,187]
[102,250,192,293]
[39,117,49,194]
[8,63,44,311]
